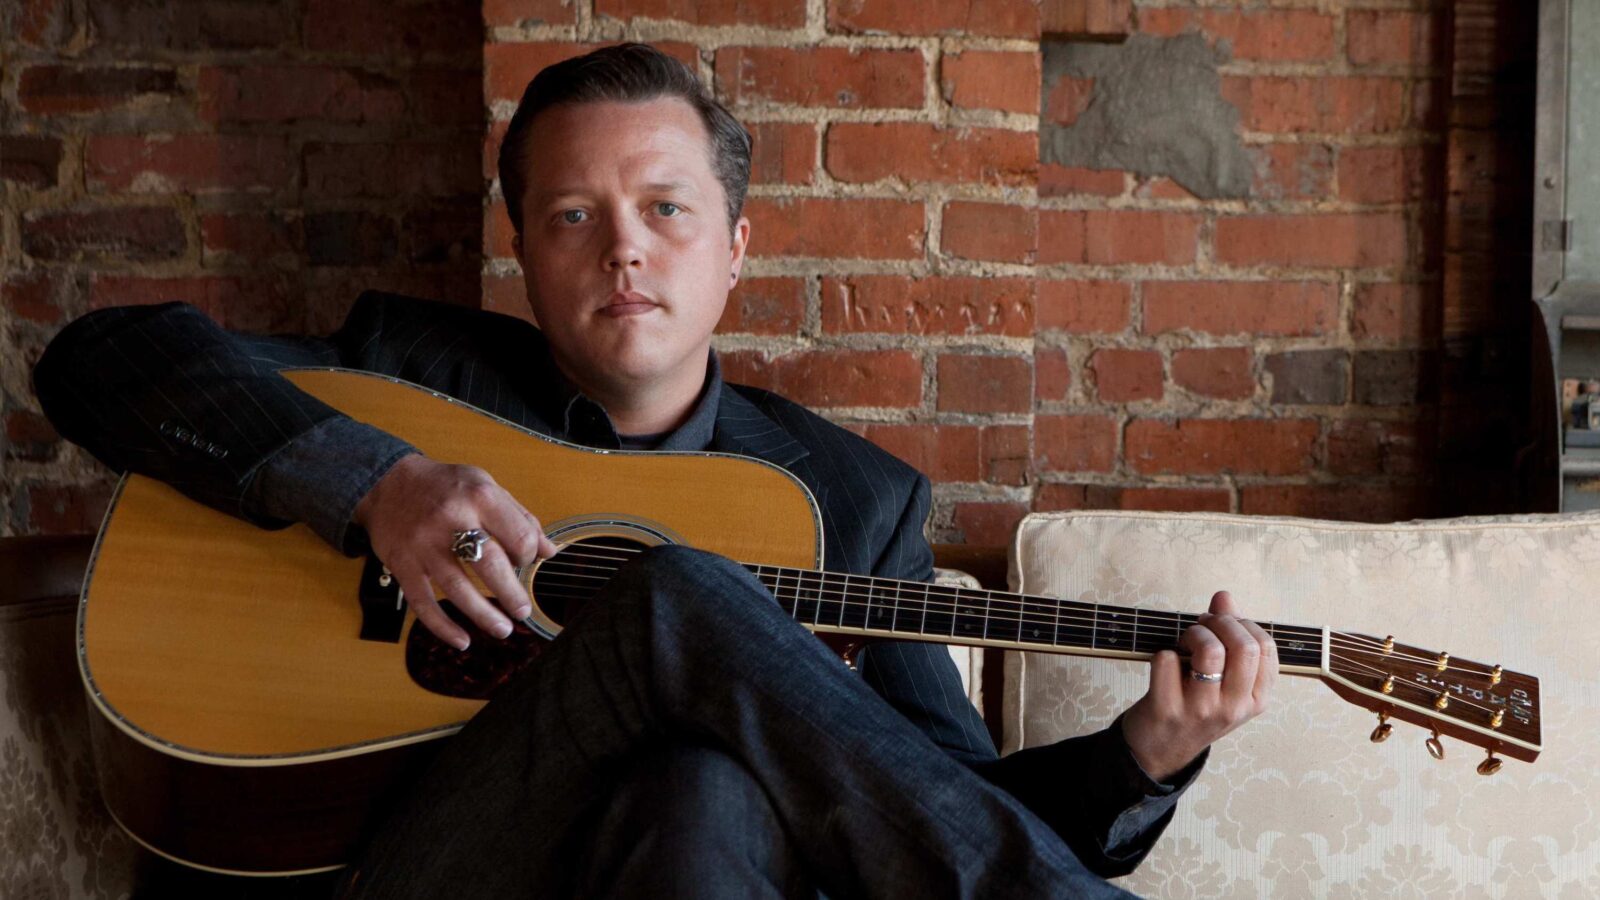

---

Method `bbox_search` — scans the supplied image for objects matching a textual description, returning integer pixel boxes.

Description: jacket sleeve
[31,297,417,555]
[969,717,1206,878]
[852,472,1203,878]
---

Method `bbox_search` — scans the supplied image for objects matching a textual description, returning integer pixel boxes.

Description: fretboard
[746,563,1324,669]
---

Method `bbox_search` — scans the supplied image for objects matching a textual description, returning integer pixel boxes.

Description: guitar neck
[746,563,1326,674]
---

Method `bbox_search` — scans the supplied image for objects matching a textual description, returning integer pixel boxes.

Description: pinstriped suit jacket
[33,291,1189,876]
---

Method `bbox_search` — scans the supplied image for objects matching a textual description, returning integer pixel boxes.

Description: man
[34,44,1275,898]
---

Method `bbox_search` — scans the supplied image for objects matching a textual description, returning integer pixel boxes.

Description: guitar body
[80,369,824,875]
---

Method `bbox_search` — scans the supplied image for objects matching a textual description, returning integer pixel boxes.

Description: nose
[601,212,645,272]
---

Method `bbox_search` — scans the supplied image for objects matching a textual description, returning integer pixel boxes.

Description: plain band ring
[451,528,490,563]
[1190,671,1224,684]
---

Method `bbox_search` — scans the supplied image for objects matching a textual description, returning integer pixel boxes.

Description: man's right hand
[352,453,557,650]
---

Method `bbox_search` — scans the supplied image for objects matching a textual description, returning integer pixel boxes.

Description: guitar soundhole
[530,534,646,628]
[405,535,648,700]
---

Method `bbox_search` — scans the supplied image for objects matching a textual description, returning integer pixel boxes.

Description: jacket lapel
[711,387,809,470]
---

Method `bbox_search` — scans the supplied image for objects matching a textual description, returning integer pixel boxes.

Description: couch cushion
[1004,510,1600,896]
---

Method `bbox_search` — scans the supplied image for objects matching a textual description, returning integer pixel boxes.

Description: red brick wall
[484,1,1468,544]
[2,0,484,534]
[5,0,1534,541]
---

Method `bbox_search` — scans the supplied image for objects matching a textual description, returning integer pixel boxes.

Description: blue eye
[656,202,681,217]
[560,209,587,224]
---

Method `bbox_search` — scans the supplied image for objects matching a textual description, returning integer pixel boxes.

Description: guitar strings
[517,576,1510,721]
[1325,656,1504,719]
[541,545,1343,648]
[532,550,1483,673]
[534,552,1325,648]
[534,566,1488,681]
[529,549,1501,680]
[518,545,1528,725]
[541,545,1326,639]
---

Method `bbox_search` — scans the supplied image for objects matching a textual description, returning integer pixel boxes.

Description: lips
[601,290,660,318]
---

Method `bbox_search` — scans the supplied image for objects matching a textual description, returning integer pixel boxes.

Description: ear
[728,215,751,286]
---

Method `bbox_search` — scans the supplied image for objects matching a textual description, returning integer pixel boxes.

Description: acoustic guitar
[77,369,1543,876]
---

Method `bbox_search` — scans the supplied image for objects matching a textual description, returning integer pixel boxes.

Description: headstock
[1318,631,1541,775]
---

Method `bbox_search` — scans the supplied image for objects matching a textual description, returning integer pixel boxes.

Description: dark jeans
[340,546,1132,899]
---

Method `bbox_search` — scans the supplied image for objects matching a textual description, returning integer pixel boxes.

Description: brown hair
[497,43,752,238]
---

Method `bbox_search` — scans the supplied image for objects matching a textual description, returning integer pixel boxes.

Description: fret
[838,574,867,630]
[796,569,820,625]
[866,577,891,632]
[1055,598,1095,651]
[1272,624,1323,668]
[920,582,941,636]
[993,592,1024,644]
[1093,604,1136,653]
[941,586,977,642]
[810,570,835,626]
[834,573,848,630]
[1011,593,1053,645]
[907,580,924,634]
[775,567,797,619]
[1131,611,1181,656]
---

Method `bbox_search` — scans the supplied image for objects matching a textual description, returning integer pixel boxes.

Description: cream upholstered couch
[1004,510,1600,898]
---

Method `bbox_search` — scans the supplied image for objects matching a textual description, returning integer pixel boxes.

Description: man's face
[512,97,750,401]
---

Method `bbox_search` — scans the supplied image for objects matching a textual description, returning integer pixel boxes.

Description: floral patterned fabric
[0,597,137,900]
[1004,510,1600,898]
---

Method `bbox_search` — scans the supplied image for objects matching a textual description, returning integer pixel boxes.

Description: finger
[1147,649,1186,715]
[1207,613,1262,708]
[393,564,470,651]
[1179,623,1226,695]
[1208,589,1235,617]
[478,500,547,570]
[489,486,560,557]
[470,539,534,622]
[430,555,514,640]
[1239,617,1279,712]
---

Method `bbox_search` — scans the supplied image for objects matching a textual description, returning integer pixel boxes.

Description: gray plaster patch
[1042,33,1251,199]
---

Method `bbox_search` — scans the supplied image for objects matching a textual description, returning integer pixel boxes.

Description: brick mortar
[8,0,1474,536]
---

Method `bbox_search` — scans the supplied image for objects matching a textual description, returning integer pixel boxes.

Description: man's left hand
[1119,590,1277,782]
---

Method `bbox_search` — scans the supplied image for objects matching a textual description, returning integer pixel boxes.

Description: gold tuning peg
[1477,749,1503,776]
[1426,728,1445,760]
[1370,710,1393,743]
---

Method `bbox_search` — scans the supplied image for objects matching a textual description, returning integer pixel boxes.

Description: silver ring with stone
[451,529,490,563]
[1190,671,1224,684]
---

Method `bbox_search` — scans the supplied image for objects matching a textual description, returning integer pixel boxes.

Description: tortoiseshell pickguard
[404,602,554,700]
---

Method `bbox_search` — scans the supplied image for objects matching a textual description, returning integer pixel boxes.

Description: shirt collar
[544,348,723,453]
